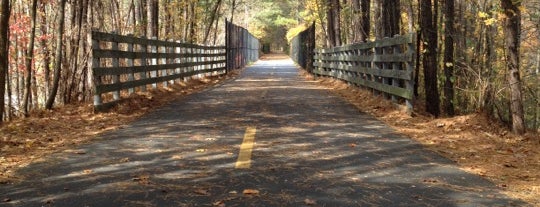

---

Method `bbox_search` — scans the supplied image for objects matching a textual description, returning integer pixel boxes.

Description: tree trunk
[501,0,525,134]
[203,0,222,44]
[385,0,400,37]
[146,0,158,38]
[326,0,335,47]
[443,0,455,116]
[230,0,237,23]
[22,0,38,117]
[360,0,370,42]
[0,0,10,122]
[420,0,440,117]
[332,0,342,46]
[326,0,341,47]
[39,1,51,98]
[45,0,67,110]
[189,1,197,43]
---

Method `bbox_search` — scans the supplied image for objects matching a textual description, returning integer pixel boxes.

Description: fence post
[111,32,121,101]
[167,39,174,85]
[151,37,158,88]
[175,41,181,83]
[382,39,391,100]
[161,41,168,87]
[225,19,230,73]
[392,42,401,103]
[127,34,135,95]
[405,33,416,114]
[92,36,102,111]
[139,36,148,92]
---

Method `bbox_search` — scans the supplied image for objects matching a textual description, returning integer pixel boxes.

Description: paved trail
[1,58,524,206]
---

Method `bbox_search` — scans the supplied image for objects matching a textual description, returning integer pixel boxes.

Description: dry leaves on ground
[302,71,540,206]
[0,73,238,184]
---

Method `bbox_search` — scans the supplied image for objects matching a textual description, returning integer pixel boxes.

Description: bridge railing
[313,33,417,112]
[91,31,226,111]
[290,23,315,73]
[225,20,259,71]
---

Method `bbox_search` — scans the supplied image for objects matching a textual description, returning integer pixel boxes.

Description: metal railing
[290,23,315,73]
[225,19,259,71]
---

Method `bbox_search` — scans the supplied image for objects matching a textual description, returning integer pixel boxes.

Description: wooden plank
[346,76,413,99]
[95,67,226,94]
[314,53,413,63]
[314,62,413,80]
[92,31,226,50]
[315,70,412,99]
[315,34,414,53]
[93,49,225,59]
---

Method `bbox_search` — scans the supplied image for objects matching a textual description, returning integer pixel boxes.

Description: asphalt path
[0,58,525,206]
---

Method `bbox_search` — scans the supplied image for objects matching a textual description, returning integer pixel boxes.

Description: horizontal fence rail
[91,31,226,111]
[312,33,416,112]
[226,19,260,71]
[290,23,315,72]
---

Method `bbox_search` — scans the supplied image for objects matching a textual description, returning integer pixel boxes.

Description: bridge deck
[1,57,522,206]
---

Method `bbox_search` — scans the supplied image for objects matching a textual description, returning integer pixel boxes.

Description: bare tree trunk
[85,0,94,102]
[326,0,336,47]
[146,0,158,38]
[501,0,525,134]
[443,0,455,116]
[361,0,370,42]
[420,0,440,117]
[22,0,38,117]
[377,0,400,39]
[39,1,51,99]
[204,0,222,44]
[0,0,10,122]
[45,0,67,110]
[230,0,237,23]
[189,1,197,43]
[333,0,341,46]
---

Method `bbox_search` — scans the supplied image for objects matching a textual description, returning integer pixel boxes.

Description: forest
[0,0,538,135]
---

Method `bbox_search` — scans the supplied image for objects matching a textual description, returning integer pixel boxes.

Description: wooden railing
[313,33,416,112]
[91,31,226,111]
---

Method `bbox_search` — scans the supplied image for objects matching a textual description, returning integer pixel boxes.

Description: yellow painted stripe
[235,127,257,169]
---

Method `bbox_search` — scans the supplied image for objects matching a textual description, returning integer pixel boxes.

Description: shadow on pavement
[1,58,526,207]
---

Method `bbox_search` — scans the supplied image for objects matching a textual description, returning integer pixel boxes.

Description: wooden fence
[91,31,227,111]
[313,33,416,112]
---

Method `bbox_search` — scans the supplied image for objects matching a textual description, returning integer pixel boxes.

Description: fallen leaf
[242,189,259,195]
[82,169,93,174]
[304,198,317,205]
[423,178,438,183]
[194,189,210,196]
[212,200,225,207]
[349,143,357,148]
[3,198,11,202]
[503,163,517,168]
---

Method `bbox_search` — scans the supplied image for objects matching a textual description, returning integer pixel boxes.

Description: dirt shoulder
[302,71,540,206]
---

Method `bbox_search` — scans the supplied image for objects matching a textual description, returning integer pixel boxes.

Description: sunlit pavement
[0,58,525,206]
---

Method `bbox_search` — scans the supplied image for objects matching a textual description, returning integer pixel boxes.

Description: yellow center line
[235,127,257,169]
